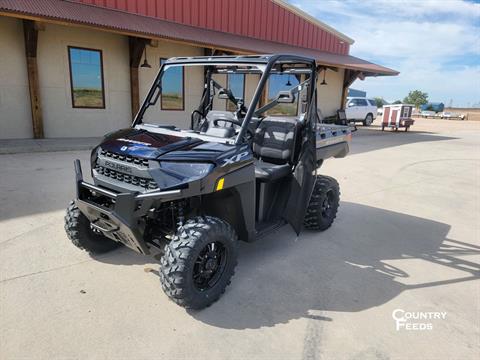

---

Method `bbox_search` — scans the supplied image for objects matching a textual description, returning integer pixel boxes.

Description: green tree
[373,97,386,108]
[393,100,402,104]
[403,90,428,108]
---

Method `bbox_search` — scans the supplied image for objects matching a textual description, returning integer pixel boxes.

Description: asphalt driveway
[1,118,479,359]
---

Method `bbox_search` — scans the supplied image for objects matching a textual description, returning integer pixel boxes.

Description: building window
[226,73,245,111]
[68,46,105,108]
[267,74,299,116]
[160,58,184,110]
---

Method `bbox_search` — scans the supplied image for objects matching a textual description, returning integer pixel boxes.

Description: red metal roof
[70,0,351,55]
[0,0,398,75]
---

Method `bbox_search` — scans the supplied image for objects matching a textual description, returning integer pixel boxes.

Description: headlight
[159,162,214,181]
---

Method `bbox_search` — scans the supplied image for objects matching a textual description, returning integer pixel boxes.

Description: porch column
[340,69,360,109]
[129,37,149,119]
[23,20,43,138]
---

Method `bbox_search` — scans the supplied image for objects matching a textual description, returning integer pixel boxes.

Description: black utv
[65,54,351,309]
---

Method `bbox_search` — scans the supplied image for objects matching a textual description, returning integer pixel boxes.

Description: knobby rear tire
[304,176,340,231]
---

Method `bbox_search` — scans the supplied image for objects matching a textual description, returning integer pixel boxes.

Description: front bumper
[74,159,182,254]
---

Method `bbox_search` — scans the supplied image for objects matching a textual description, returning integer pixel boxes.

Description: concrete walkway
[0,137,101,154]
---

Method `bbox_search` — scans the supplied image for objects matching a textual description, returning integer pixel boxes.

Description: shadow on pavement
[94,202,480,329]
[349,125,457,155]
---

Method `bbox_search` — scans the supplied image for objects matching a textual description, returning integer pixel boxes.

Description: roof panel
[70,0,354,51]
[0,0,398,75]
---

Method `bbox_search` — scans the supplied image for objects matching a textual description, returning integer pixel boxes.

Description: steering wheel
[213,118,255,139]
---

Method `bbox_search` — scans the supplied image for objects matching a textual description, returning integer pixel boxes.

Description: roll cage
[132,54,318,145]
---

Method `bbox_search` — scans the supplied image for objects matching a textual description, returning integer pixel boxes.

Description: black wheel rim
[321,190,335,219]
[193,242,228,291]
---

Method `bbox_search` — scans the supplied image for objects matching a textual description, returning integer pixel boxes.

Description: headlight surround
[159,162,214,181]
[90,146,101,170]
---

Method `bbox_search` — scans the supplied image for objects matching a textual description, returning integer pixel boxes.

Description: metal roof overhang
[0,0,399,76]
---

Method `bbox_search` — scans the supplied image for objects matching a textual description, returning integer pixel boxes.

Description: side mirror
[347,102,355,107]
[277,91,295,104]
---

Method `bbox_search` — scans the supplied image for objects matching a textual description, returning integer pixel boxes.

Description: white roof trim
[273,0,354,45]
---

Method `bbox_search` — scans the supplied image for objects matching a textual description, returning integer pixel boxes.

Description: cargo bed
[315,123,351,160]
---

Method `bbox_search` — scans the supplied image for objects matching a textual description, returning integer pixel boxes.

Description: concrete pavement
[0,137,101,154]
[0,118,479,359]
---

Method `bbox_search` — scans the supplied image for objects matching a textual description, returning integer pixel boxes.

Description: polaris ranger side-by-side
[65,54,351,309]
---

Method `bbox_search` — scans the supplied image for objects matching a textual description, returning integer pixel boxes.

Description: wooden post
[340,69,360,109]
[204,48,216,56]
[129,37,148,119]
[258,57,268,108]
[258,82,268,108]
[23,20,44,138]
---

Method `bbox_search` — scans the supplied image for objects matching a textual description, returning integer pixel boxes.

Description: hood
[99,128,204,159]
[97,128,241,164]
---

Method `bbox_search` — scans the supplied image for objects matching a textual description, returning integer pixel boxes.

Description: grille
[100,149,149,167]
[96,149,157,190]
[94,165,158,190]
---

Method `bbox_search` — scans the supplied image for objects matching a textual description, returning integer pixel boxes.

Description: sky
[289,0,480,107]
[70,48,102,89]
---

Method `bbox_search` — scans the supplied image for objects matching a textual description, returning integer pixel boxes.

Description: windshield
[136,61,312,141]
[140,63,261,128]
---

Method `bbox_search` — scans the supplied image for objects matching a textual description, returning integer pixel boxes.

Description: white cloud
[356,0,479,20]
[351,21,479,60]
[291,0,480,107]
[353,64,480,106]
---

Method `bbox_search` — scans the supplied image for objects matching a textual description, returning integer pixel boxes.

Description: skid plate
[76,199,150,254]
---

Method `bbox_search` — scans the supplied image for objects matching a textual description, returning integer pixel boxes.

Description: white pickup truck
[345,97,378,126]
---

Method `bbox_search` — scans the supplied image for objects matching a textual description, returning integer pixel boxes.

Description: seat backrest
[253,117,299,164]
